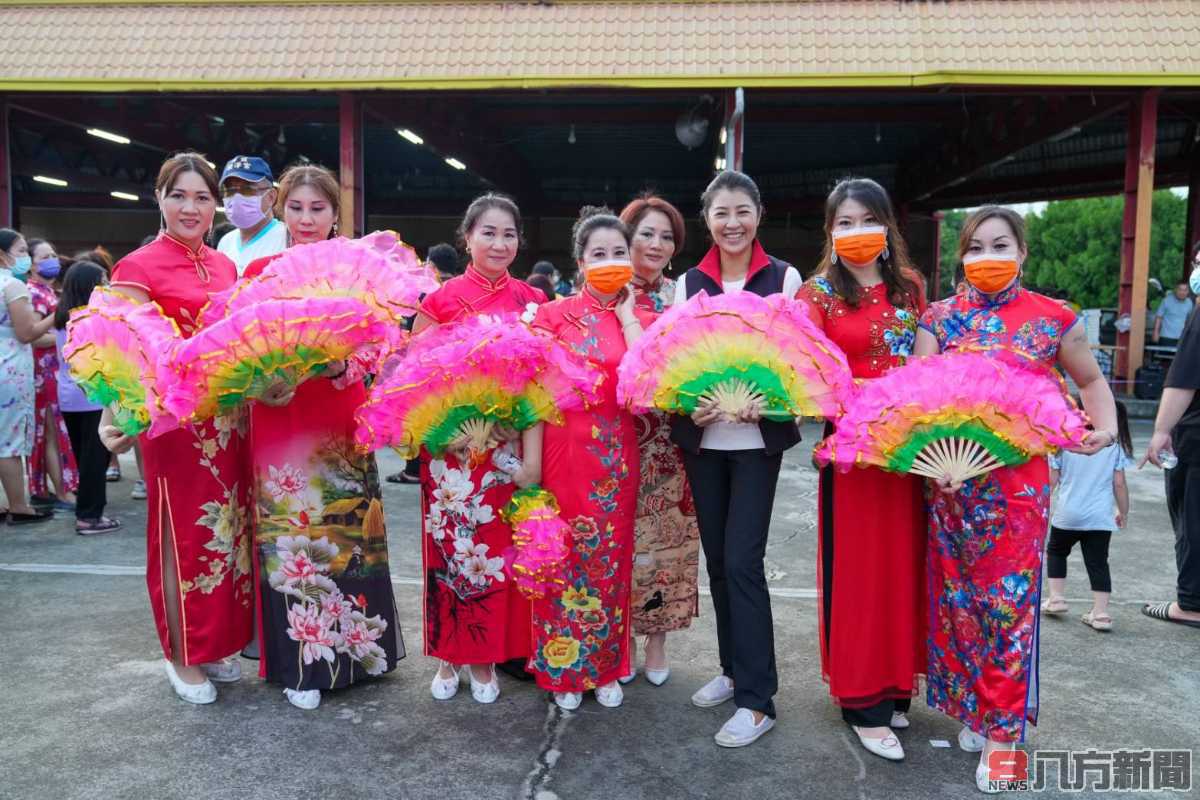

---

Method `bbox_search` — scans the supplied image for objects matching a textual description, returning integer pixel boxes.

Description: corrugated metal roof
[0,1,1196,91]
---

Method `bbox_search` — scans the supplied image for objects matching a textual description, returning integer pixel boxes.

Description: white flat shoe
[976,749,1016,794]
[202,657,242,683]
[645,667,670,686]
[618,668,637,685]
[595,682,624,708]
[958,725,987,753]
[715,708,775,748]
[554,691,582,711]
[430,662,459,701]
[691,674,735,708]
[163,660,216,705]
[852,726,905,761]
[465,665,500,704]
[890,711,910,729]
[283,688,321,710]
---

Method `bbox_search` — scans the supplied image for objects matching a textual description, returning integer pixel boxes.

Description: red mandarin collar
[696,239,771,286]
[465,264,511,292]
[582,286,621,311]
[158,231,212,283]
[632,273,663,295]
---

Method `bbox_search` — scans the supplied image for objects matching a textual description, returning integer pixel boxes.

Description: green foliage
[937,209,967,298]
[1020,190,1187,309]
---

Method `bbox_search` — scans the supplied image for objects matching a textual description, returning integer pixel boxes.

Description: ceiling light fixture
[445,157,467,171]
[397,128,424,145]
[87,127,131,145]
[110,190,139,201]
[33,175,68,187]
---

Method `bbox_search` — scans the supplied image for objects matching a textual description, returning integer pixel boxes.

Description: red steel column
[1116,89,1159,385]
[339,92,364,237]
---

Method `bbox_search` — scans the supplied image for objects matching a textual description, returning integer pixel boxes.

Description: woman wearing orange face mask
[797,178,927,763]
[915,206,1116,792]
[520,206,649,711]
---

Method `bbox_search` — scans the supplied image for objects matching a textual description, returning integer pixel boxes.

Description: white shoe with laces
[594,682,624,708]
[691,674,735,708]
[284,689,321,710]
[714,708,775,748]
[958,726,987,753]
[465,665,500,704]
[852,725,905,761]
[163,660,216,705]
[890,711,910,729]
[430,662,460,700]
[201,658,242,683]
[554,691,582,711]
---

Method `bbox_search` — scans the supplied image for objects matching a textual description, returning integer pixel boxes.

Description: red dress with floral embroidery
[527,290,648,690]
[919,283,1078,742]
[417,267,545,665]
[26,280,78,498]
[112,233,254,665]
[798,275,928,710]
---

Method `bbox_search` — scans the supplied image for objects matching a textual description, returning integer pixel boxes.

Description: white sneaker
[852,725,905,761]
[130,480,147,500]
[163,660,216,705]
[465,665,499,704]
[201,657,242,683]
[691,674,735,708]
[430,662,459,700]
[554,691,582,711]
[284,688,321,710]
[976,748,1017,794]
[714,707,775,748]
[958,725,987,753]
[890,711,910,729]
[595,681,624,708]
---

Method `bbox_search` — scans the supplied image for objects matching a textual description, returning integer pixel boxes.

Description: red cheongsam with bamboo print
[798,273,928,711]
[417,266,545,666]
[111,233,254,665]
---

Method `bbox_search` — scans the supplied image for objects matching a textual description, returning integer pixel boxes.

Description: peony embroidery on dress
[587,417,628,514]
[425,458,511,600]
[184,409,252,603]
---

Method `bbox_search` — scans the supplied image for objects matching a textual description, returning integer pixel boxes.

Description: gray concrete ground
[1,422,1197,800]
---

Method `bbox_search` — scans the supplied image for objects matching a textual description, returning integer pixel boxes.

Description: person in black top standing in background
[1141,248,1200,629]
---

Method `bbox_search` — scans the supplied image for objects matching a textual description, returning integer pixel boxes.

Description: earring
[831,252,839,265]
[881,245,890,262]
[332,223,339,237]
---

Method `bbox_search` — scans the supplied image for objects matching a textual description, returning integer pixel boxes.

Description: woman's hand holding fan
[617,291,852,423]
[816,348,1091,485]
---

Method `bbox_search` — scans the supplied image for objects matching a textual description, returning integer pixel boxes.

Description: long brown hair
[619,193,686,252]
[275,163,340,236]
[817,178,920,310]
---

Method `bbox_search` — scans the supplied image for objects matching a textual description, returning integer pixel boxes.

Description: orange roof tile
[0,0,1195,91]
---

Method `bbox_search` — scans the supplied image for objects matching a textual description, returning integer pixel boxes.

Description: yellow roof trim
[0,71,1196,93]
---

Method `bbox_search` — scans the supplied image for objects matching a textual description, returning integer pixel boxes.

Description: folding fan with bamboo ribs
[63,288,182,437]
[617,290,852,422]
[816,349,1091,484]
[354,313,604,459]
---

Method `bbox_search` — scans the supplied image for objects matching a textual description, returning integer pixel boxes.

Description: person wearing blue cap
[216,155,287,274]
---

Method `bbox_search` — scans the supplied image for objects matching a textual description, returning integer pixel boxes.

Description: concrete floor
[1,422,1197,800]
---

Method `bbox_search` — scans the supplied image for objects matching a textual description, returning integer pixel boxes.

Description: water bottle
[1160,451,1179,470]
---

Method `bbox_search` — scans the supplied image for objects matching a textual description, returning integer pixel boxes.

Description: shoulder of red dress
[242,253,280,280]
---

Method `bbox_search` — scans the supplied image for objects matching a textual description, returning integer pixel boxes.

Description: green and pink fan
[816,349,1091,483]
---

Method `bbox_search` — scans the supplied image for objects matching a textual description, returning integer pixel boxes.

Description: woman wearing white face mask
[0,227,54,523]
[797,178,927,763]
[521,206,647,711]
[25,238,78,513]
[914,206,1116,793]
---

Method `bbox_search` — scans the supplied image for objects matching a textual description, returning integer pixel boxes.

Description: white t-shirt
[673,266,804,451]
[1049,445,1129,532]
[217,218,288,275]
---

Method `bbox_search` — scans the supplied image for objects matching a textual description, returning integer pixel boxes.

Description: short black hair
[531,261,556,277]
[426,242,461,275]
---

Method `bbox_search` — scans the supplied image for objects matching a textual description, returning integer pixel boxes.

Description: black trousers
[1045,527,1112,592]
[682,447,782,718]
[842,697,912,728]
[63,410,107,521]
[1165,463,1200,612]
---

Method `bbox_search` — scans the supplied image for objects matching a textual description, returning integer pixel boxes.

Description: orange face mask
[963,253,1020,294]
[832,225,888,266]
[585,261,633,294]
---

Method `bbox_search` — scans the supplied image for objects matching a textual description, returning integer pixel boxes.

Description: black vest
[668,256,804,456]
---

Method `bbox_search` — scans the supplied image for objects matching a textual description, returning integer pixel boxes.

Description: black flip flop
[8,509,53,525]
[1141,601,1200,629]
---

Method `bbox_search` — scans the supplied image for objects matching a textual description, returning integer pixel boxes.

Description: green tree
[1021,190,1187,308]
[936,209,966,298]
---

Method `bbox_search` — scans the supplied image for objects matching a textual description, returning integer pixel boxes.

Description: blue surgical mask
[10,254,31,277]
[1190,266,1200,297]
[36,258,61,280]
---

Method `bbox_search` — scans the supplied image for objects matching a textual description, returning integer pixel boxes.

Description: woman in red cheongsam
[797,178,927,764]
[411,194,545,705]
[915,206,1116,792]
[101,152,254,705]
[524,206,649,711]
